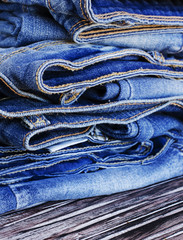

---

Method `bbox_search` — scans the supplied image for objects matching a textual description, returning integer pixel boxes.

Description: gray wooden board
[0,176,183,240]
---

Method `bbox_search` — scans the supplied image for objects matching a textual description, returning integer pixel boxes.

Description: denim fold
[2,0,183,53]
[0,0,183,215]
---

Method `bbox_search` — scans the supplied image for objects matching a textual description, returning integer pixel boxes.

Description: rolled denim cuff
[1,42,183,104]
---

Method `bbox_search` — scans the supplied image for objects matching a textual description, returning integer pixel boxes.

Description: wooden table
[0,176,183,240]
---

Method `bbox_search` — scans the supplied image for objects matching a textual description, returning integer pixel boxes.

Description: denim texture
[0,136,183,213]
[0,0,183,215]
[1,41,183,103]
[0,3,70,47]
[2,0,183,53]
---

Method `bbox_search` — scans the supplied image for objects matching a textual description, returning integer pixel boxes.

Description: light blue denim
[2,0,183,53]
[1,0,183,216]
[0,135,183,214]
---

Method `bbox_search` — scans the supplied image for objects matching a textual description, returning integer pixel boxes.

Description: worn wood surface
[0,176,183,240]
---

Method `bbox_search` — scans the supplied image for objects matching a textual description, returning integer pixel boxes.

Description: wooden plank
[0,176,183,240]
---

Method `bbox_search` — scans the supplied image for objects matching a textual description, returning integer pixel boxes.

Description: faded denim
[0,136,183,214]
[0,0,183,215]
[2,0,183,52]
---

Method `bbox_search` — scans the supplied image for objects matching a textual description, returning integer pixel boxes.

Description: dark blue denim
[0,94,182,151]
[0,2,70,47]
[2,0,183,53]
[1,41,183,104]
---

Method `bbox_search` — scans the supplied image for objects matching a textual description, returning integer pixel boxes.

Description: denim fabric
[0,3,70,47]
[0,0,183,215]
[1,41,183,104]
[0,136,183,214]
[2,0,183,52]
[0,95,182,151]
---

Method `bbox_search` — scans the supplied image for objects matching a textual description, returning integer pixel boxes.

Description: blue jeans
[0,2,70,47]
[1,41,183,103]
[2,0,183,53]
[1,0,183,215]
[0,136,183,214]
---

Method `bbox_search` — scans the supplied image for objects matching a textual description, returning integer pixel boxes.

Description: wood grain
[0,176,183,240]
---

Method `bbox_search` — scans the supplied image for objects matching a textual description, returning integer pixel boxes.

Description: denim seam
[0,144,154,175]
[26,116,39,128]
[142,137,172,163]
[23,104,163,148]
[78,26,183,39]
[0,41,65,65]
[81,0,88,20]
[69,19,88,33]
[1,100,183,118]
[0,142,133,160]
[0,77,28,98]
[79,25,183,35]
[23,126,91,148]
[47,0,55,13]
[72,22,92,37]
[35,46,183,92]
[100,137,171,164]
[64,90,82,104]
[95,11,183,21]
[0,156,81,176]
[39,69,183,93]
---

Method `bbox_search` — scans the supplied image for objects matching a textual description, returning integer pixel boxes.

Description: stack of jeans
[0,0,183,214]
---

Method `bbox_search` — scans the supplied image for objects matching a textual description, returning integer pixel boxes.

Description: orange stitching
[72,22,90,37]
[80,0,87,19]
[1,98,183,119]
[83,0,89,20]
[64,91,81,104]
[69,19,87,33]
[96,11,183,21]
[39,68,183,92]
[0,41,64,65]
[172,103,183,109]
[0,157,80,176]
[23,103,164,148]
[0,77,29,98]
[79,26,183,38]
[23,126,91,148]
[0,137,170,176]
[0,141,132,161]
[47,0,55,12]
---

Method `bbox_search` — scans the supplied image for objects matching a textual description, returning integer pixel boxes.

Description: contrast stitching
[0,157,80,176]
[47,0,56,12]
[69,19,87,33]
[72,22,90,37]
[1,99,183,118]
[23,103,163,148]
[0,41,64,65]
[37,68,183,92]
[80,0,87,19]
[96,11,183,21]
[64,91,81,104]
[0,77,29,98]
[0,141,132,160]
[23,126,91,148]
[79,26,183,38]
